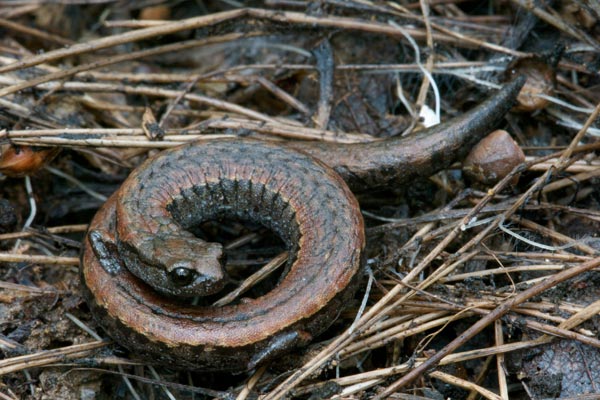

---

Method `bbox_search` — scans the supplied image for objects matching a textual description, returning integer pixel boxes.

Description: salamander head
[155,237,227,297]
[161,239,227,297]
[114,232,228,298]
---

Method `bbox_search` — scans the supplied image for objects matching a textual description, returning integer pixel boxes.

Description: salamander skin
[289,77,527,191]
[81,77,525,371]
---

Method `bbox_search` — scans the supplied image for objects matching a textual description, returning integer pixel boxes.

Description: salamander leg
[247,330,312,370]
[88,229,124,275]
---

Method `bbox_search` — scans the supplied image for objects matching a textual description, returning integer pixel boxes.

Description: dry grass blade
[235,365,267,400]
[510,0,600,50]
[0,18,73,46]
[0,9,246,74]
[0,224,87,240]
[213,252,288,307]
[0,33,251,99]
[0,341,108,376]
[428,371,503,400]
[0,253,79,265]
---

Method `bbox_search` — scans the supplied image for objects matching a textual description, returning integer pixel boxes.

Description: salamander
[81,77,525,371]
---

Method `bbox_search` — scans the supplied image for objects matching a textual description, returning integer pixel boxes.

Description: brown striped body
[81,78,525,371]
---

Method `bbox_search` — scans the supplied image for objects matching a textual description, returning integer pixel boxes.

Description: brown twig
[0,18,73,46]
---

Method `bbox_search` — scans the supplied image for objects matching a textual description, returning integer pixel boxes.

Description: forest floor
[1,1,600,399]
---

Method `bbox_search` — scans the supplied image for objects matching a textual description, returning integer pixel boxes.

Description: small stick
[0,341,108,375]
[0,253,79,265]
[0,17,73,46]
[429,371,502,400]
[213,252,288,307]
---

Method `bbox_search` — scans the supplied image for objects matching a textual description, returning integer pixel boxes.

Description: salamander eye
[169,267,197,287]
